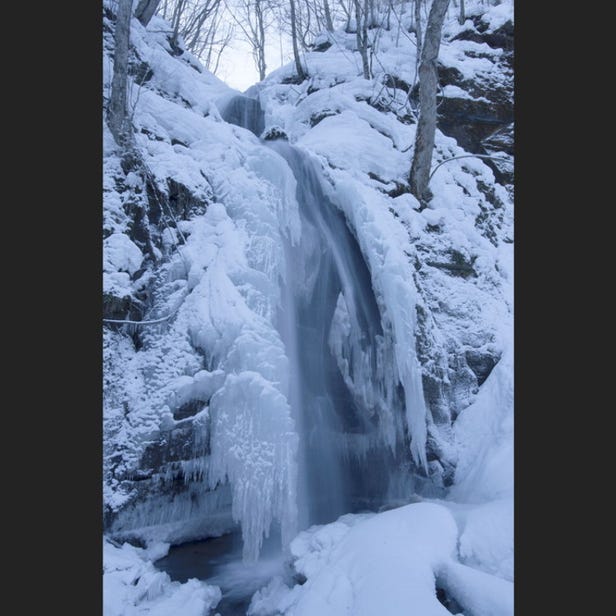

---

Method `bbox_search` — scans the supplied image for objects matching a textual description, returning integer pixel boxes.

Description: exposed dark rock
[282,74,307,86]
[437,65,465,88]
[452,17,513,54]
[126,199,158,259]
[384,74,411,93]
[128,58,154,84]
[103,292,144,322]
[437,96,512,155]
[465,350,498,387]
[167,177,206,220]
[140,127,166,141]
[387,182,411,198]
[313,39,332,52]
[263,126,288,140]
[436,25,513,161]
[367,172,388,185]
[481,123,514,184]
[482,122,513,156]
[426,250,477,279]
[310,110,338,127]
[140,421,208,472]
[436,585,465,614]
[169,37,184,57]
[173,399,206,421]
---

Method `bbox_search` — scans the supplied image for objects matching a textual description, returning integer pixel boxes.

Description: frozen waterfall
[220,94,427,547]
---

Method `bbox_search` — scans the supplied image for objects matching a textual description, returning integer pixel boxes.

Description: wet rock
[263,126,288,140]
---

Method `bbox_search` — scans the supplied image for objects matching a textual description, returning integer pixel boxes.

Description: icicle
[207,372,298,562]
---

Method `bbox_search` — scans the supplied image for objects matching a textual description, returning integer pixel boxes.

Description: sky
[214,30,294,92]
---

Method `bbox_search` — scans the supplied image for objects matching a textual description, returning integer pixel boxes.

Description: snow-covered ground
[103,539,222,616]
[103,0,513,613]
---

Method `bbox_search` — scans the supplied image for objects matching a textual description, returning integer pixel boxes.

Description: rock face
[436,16,514,185]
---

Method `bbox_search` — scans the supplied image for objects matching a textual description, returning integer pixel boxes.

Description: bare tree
[414,0,422,56]
[135,0,161,25]
[409,0,450,203]
[322,0,334,31]
[179,1,229,55]
[197,6,234,72]
[155,1,233,71]
[458,0,465,24]
[226,0,271,81]
[109,0,134,146]
[276,0,340,49]
[353,0,370,78]
[289,0,308,79]
[337,0,353,31]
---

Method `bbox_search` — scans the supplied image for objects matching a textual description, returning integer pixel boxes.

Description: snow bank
[249,502,512,616]
[103,538,221,616]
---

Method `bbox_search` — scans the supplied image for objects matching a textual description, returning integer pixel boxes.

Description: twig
[429,153,513,181]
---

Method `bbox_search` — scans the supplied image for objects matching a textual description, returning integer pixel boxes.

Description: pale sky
[215,31,294,92]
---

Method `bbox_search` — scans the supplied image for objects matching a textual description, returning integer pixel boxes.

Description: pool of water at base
[154,531,289,615]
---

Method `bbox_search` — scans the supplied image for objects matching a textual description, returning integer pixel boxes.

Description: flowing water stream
[156,95,411,614]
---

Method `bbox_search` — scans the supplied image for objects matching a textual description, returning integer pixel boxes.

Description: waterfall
[220,95,265,137]
[270,141,391,529]
[220,95,417,538]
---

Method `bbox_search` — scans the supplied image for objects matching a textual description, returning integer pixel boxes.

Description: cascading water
[157,95,419,614]
[270,140,401,529]
[221,94,414,529]
[220,95,265,137]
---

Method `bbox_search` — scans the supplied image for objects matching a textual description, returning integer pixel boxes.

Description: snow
[104,0,514,610]
[481,2,514,33]
[104,232,144,276]
[451,348,514,504]
[249,503,513,616]
[103,539,221,616]
[442,84,490,103]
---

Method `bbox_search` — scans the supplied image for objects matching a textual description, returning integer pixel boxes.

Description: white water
[270,140,399,529]
[221,94,419,534]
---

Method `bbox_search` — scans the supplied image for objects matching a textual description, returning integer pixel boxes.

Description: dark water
[220,95,265,137]
[155,531,288,615]
[269,140,393,530]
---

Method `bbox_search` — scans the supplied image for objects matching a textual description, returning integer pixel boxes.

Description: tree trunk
[362,0,371,76]
[171,0,186,46]
[290,0,307,80]
[353,0,370,79]
[409,0,450,204]
[323,0,334,32]
[256,0,267,81]
[109,0,133,146]
[414,0,422,57]
[459,0,465,24]
[134,0,161,26]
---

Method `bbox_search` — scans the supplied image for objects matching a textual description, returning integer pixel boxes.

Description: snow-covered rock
[248,503,513,616]
[103,539,221,616]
